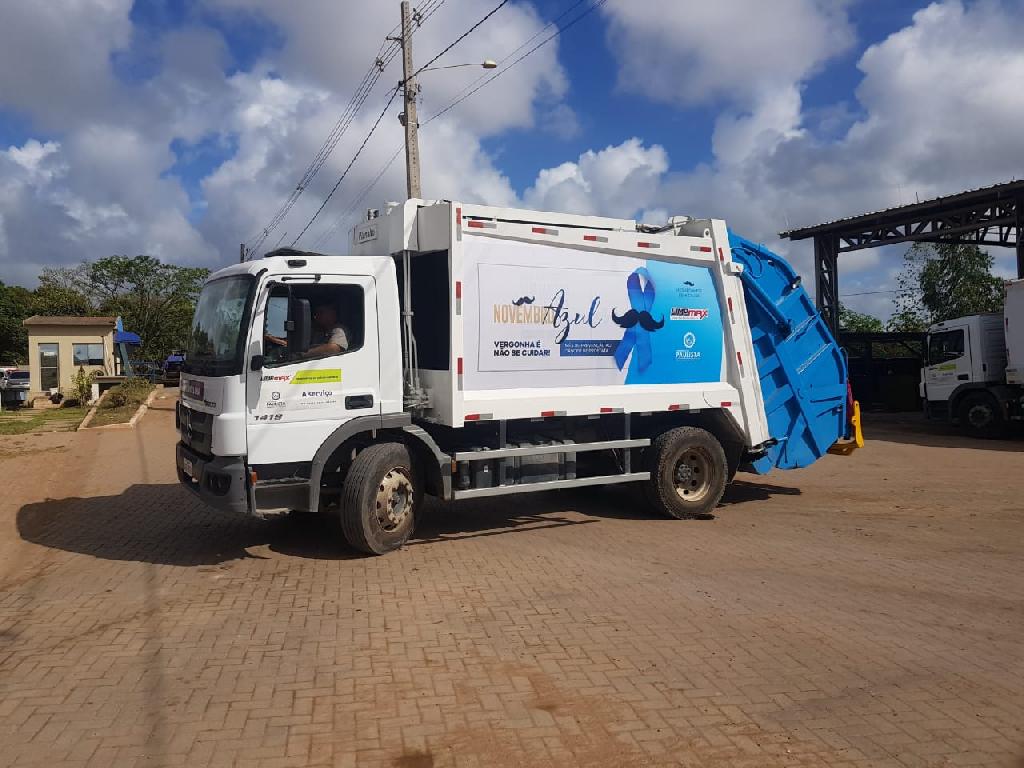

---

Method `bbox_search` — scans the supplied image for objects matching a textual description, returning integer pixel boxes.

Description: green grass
[88,404,139,427]
[0,407,88,435]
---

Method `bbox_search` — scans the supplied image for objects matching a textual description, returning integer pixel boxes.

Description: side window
[263,284,365,368]
[928,329,964,364]
[73,343,104,366]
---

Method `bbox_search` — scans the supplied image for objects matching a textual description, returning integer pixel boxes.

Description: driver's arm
[304,326,348,358]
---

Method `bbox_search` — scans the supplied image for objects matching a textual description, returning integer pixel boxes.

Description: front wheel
[340,443,418,555]
[645,427,727,519]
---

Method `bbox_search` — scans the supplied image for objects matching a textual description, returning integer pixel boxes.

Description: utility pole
[239,243,246,263]
[398,0,422,199]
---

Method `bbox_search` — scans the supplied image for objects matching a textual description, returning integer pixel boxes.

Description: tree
[31,284,92,317]
[890,242,1004,330]
[83,256,209,360]
[838,305,884,333]
[0,282,34,364]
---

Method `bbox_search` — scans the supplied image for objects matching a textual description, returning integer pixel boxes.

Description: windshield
[9,371,29,380]
[184,276,255,376]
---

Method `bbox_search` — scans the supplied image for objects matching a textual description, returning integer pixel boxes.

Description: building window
[39,343,59,391]
[73,343,105,366]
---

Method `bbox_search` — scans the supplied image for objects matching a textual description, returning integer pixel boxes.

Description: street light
[420,59,498,74]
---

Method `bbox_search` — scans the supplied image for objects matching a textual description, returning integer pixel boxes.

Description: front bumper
[176,442,251,515]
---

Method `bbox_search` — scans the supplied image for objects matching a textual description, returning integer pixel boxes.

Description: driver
[307,302,349,356]
[265,301,349,358]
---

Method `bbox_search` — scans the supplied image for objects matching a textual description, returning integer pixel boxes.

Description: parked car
[161,353,185,386]
[0,369,31,408]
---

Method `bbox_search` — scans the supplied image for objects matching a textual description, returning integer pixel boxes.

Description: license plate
[182,457,194,479]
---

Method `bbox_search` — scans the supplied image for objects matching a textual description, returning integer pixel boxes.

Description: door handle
[957,374,969,380]
[345,394,374,410]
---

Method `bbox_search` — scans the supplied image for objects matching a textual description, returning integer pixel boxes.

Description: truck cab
[922,306,1022,435]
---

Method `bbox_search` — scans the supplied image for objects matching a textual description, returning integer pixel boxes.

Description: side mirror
[287,297,311,355]
[250,354,264,371]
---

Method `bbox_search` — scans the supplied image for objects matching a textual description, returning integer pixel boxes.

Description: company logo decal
[290,369,342,385]
[271,391,281,401]
[671,307,709,321]
[676,331,701,361]
[613,268,664,372]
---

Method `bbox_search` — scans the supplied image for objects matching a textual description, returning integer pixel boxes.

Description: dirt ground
[0,398,1021,767]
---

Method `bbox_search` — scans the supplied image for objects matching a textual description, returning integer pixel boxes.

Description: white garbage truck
[177,200,860,554]
[921,278,1024,436]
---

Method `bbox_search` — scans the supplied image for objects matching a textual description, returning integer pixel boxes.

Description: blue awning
[115,330,142,345]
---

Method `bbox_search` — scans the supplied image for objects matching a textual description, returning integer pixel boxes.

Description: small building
[22,316,119,397]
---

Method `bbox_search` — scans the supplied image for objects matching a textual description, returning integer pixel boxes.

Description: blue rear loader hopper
[728,231,855,473]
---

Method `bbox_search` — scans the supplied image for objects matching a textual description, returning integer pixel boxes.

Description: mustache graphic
[512,295,535,306]
[612,308,665,331]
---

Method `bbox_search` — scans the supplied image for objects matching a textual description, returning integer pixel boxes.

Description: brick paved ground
[1,397,1022,767]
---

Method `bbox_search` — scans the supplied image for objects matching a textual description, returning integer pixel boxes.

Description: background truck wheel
[340,443,417,555]
[957,392,1006,438]
[645,427,727,519]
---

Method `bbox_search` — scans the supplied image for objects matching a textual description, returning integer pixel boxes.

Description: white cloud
[523,138,668,216]
[595,0,1024,319]
[0,0,573,282]
[1,0,1020,327]
[0,0,132,129]
[601,0,855,107]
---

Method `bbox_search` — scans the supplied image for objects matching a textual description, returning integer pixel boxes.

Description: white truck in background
[176,200,858,554]
[921,278,1024,436]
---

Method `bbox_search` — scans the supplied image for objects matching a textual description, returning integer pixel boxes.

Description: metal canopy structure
[781,180,1024,334]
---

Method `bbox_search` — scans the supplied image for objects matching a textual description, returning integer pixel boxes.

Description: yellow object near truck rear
[828,400,864,456]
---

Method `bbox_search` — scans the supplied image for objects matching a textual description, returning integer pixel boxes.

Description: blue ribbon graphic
[614,268,658,372]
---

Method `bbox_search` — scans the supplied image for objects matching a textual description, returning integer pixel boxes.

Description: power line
[840,290,900,297]
[409,0,510,81]
[308,0,604,251]
[245,60,392,255]
[245,0,446,257]
[292,86,403,246]
[424,0,608,126]
[311,143,404,250]
[423,0,589,121]
[296,0,513,248]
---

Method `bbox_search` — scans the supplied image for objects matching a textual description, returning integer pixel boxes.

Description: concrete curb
[79,387,158,431]
[77,391,107,431]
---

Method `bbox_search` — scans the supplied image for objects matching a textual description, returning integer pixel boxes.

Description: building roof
[22,315,117,328]
[780,179,1024,240]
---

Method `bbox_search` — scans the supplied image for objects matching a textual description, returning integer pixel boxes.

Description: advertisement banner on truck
[463,238,724,390]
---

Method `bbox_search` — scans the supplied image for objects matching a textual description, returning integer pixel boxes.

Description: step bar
[452,472,650,500]
[453,438,650,461]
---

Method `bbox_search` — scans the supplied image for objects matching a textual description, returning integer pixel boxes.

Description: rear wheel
[340,443,417,555]
[957,391,1006,438]
[645,427,727,519]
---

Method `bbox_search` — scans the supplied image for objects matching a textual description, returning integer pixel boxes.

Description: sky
[1,0,1022,320]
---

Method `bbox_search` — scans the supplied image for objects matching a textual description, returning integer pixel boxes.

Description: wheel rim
[966,402,993,428]
[375,468,413,532]
[673,447,714,502]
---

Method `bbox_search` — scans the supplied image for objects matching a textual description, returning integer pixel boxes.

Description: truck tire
[957,391,1006,438]
[645,427,727,519]
[340,443,418,555]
